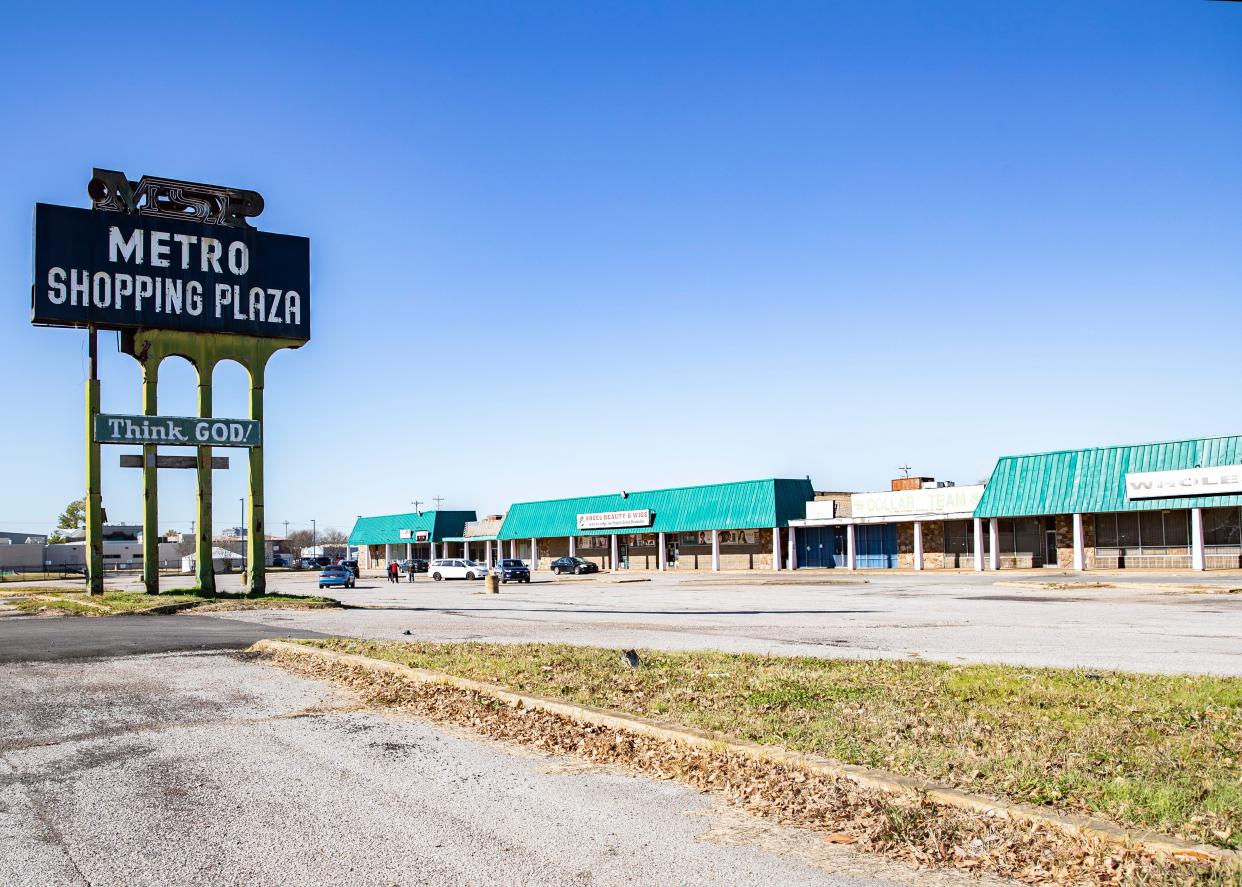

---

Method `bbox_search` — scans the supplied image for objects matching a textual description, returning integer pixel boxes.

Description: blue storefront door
[855,523,898,568]
[799,526,848,568]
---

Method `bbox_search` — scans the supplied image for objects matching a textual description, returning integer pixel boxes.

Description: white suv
[429,559,489,581]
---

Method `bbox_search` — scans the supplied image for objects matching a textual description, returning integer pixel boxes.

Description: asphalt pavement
[198,570,1242,675]
[0,613,976,886]
[0,611,324,663]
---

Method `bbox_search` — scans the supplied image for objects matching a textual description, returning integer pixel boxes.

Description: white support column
[509,539,516,559]
[1191,507,1205,571]
[486,540,493,568]
[530,538,538,570]
[568,535,577,558]
[710,529,721,572]
[384,543,392,564]
[973,518,984,571]
[463,540,470,561]
[846,524,856,571]
[610,534,619,571]
[771,527,781,570]
[988,517,1001,571]
[788,525,797,570]
[913,521,924,571]
[405,542,412,560]
[1072,513,1085,571]
[658,532,667,571]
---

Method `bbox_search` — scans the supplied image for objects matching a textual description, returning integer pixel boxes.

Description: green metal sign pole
[142,361,159,595]
[84,326,104,595]
[196,359,216,595]
[247,364,266,595]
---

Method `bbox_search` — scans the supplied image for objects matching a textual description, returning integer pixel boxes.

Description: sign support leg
[247,362,266,595]
[141,359,160,595]
[196,361,216,595]
[85,326,104,596]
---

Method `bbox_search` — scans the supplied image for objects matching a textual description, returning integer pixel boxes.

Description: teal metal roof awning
[349,510,477,546]
[498,478,814,540]
[975,435,1242,518]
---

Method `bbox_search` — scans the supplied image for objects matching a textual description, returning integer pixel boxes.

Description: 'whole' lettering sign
[32,203,311,340]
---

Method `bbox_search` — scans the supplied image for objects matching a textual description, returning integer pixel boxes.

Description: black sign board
[32,203,311,340]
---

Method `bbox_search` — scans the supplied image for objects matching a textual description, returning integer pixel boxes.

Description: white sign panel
[399,529,412,539]
[1125,465,1242,500]
[576,509,653,531]
[850,485,986,519]
[399,529,431,542]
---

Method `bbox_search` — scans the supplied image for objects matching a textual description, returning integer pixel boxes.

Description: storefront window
[943,520,972,555]
[1095,511,1191,550]
[1203,507,1241,547]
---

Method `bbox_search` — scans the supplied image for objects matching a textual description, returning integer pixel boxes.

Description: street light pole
[312,519,317,562]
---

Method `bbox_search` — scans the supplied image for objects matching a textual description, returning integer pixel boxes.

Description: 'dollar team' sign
[31,203,311,341]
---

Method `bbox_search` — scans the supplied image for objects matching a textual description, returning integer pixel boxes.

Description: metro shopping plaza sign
[31,168,311,596]
[32,202,309,340]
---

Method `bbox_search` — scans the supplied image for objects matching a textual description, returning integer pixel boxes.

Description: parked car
[297,558,321,570]
[429,558,489,581]
[318,565,355,589]
[494,558,530,584]
[551,556,599,575]
[271,556,288,567]
[338,559,360,578]
[400,558,429,574]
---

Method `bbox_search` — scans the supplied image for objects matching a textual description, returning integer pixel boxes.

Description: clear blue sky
[1,1,1240,537]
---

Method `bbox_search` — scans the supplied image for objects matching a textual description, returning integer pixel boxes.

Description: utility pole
[411,499,423,515]
[899,464,913,478]
[432,496,445,510]
[311,519,316,560]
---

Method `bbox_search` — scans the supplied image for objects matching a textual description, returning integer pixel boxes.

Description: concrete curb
[250,638,1238,868]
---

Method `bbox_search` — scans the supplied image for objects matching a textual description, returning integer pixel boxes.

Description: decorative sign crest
[88,168,264,229]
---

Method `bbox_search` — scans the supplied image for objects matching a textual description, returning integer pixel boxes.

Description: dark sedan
[550,556,599,576]
[495,558,530,583]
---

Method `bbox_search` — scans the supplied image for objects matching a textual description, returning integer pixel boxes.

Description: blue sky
[1,1,1240,537]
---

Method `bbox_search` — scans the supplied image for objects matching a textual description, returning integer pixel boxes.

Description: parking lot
[179,568,1242,676]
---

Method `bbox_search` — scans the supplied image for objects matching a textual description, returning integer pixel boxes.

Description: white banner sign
[1125,465,1242,500]
[400,529,431,542]
[576,509,653,531]
[850,485,985,519]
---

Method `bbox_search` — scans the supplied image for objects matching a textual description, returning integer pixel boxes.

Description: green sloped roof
[498,478,814,540]
[349,510,477,545]
[975,435,1242,517]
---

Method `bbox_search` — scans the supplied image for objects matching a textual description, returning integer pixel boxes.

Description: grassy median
[297,638,1242,852]
[3,588,340,614]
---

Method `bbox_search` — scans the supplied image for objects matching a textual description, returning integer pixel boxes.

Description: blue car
[318,565,355,589]
[495,558,530,584]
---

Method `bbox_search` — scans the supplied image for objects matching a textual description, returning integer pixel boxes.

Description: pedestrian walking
[388,561,398,583]
[407,561,416,582]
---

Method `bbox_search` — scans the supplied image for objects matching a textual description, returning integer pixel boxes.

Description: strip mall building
[348,435,1242,573]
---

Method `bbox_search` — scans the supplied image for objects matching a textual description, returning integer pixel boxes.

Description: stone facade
[892,520,953,569]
